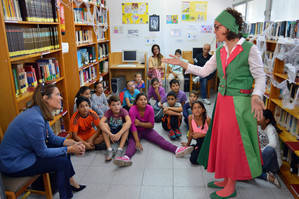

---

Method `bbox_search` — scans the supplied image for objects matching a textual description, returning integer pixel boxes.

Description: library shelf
[77,42,97,48]
[100,72,108,77]
[10,49,62,62]
[274,72,299,85]
[74,23,94,27]
[271,98,299,120]
[78,62,99,72]
[5,21,59,25]
[49,110,68,126]
[98,40,110,43]
[98,57,108,62]
[83,77,100,87]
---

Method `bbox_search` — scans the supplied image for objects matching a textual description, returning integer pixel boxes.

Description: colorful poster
[182,1,208,22]
[122,2,149,24]
[166,15,178,24]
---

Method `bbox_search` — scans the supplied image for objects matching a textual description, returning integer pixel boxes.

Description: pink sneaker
[113,155,132,167]
[175,146,193,158]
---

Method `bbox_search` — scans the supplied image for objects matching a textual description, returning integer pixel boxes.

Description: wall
[107,0,232,62]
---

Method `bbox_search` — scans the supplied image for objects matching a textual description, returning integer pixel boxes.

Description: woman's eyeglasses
[214,24,223,31]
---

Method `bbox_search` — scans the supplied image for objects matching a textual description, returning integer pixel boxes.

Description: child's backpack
[153,104,163,122]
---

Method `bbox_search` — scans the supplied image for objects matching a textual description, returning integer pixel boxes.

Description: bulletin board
[122,2,149,24]
[182,1,208,22]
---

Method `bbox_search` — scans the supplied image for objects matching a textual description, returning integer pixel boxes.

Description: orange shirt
[70,110,100,140]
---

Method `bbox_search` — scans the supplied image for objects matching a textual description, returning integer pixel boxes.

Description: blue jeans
[258,146,280,180]
[6,155,75,199]
[200,71,216,99]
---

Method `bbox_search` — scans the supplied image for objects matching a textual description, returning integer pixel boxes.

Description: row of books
[12,58,61,96]
[96,26,105,41]
[74,7,93,24]
[274,106,299,137]
[75,29,93,45]
[77,46,96,68]
[99,61,108,73]
[98,43,108,59]
[246,21,299,39]
[2,0,57,22]
[6,25,59,57]
[96,7,107,25]
[52,118,67,137]
[79,66,97,86]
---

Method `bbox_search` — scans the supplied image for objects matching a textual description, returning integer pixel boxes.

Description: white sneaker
[202,98,211,105]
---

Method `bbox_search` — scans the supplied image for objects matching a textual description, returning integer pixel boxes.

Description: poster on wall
[127,29,139,38]
[113,26,124,34]
[182,1,208,22]
[200,25,213,33]
[166,15,178,24]
[149,15,160,32]
[122,2,149,24]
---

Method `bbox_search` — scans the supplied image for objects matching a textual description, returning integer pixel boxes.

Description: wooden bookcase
[0,1,70,131]
[253,40,299,198]
[62,0,111,115]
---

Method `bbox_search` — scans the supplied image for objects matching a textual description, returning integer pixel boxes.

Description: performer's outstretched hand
[162,55,189,70]
[251,95,265,121]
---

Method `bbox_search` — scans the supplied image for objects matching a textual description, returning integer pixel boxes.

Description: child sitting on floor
[257,109,282,188]
[134,73,145,92]
[183,91,199,129]
[123,81,140,111]
[181,100,210,164]
[162,91,183,140]
[73,86,91,113]
[147,78,166,122]
[70,96,104,150]
[91,82,109,118]
[100,95,131,161]
[161,79,187,106]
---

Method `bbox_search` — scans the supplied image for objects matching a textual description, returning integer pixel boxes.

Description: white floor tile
[142,168,173,186]
[140,186,173,199]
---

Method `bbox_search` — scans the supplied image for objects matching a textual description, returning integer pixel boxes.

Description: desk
[109,64,147,90]
[109,52,148,91]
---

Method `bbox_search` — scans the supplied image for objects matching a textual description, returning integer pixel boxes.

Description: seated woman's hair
[108,95,120,105]
[170,79,180,86]
[32,82,57,121]
[175,49,182,55]
[76,96,91,108]
[263,109,282,133]
[167,91,177,99]
[151,78,159,85]
[75,86,90,98]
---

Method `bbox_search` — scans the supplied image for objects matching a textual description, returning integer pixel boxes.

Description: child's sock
[107,147,112,151]
[216,178,236,197]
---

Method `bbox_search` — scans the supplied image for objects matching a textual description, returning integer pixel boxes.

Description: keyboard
[117,64,136,67]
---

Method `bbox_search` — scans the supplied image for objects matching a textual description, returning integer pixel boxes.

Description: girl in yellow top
[148,44,165,85]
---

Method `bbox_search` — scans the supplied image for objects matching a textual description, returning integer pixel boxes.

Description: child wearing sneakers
[183,91,199,128]
[113,93,193,167]
[161,79,187,106]
[181,100,210,165]
[100,96,131,161]
[70,96,104,150]
[91,82,109,118]
[161,91,183,139]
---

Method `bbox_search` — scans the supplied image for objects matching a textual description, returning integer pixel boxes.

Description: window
[271,0,299,21]
[246,0,266,23]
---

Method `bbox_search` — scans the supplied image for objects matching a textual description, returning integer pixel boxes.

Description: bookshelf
[62,0,111,114]
[0,0,70,134]
[251,39,299,198]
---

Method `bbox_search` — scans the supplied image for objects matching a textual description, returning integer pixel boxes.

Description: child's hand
[136,141,143,151]
[135,119,141,127]
[192,133,201,139]
[251,95,265,121]
[112,133,121,142]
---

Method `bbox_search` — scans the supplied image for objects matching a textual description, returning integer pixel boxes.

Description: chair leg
[207,79,211,98]
[42,173,53,199]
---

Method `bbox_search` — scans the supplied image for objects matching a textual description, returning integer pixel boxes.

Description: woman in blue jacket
[0,83,86,199]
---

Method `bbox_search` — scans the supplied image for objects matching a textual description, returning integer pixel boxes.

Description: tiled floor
[27,91,293,199]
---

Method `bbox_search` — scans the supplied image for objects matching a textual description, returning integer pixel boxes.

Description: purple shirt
[161,90,187,104]
[104,108,129,130]
[129,104,155,132]
[147,86,166,102]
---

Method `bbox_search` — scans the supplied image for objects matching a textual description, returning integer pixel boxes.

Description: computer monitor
[192,48,203,59]
[122,50,137,62]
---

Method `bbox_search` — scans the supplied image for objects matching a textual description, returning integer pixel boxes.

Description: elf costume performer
[163,8,266,199]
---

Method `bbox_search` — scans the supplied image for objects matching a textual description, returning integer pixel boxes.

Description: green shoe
[207,181,225,189]
[210,191,237,199]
